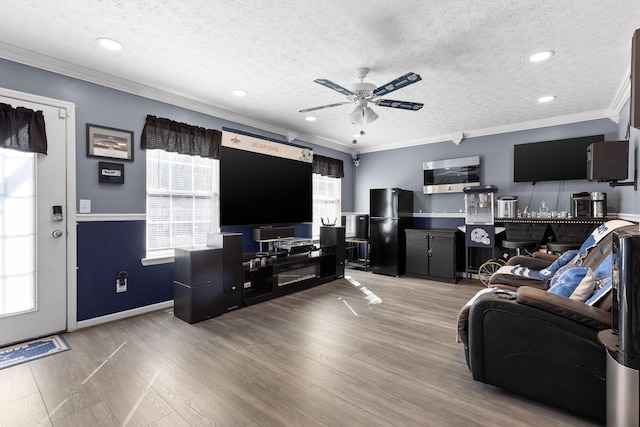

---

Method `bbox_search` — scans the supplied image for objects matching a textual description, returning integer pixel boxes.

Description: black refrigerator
[369,188,413,276]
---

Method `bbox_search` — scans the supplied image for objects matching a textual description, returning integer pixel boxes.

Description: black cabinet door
[406,231,429,276]
[427,233,455,279]
[405,229,458,282]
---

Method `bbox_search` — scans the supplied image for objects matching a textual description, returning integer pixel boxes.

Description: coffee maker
[571,192,607,218]
[571,192,592,217]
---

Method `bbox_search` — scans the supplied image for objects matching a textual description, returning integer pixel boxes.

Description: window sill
[141,254,174,266]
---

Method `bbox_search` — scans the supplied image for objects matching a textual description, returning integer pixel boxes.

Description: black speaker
[320,226,346,278]
[252,226,295,241]
[587,140,629,182]
[631,28,640,130]
[208,232,243,311]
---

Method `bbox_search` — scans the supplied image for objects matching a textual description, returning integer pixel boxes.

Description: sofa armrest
[516,286,611,330]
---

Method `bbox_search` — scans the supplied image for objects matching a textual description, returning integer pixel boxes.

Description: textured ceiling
[1,1,639,153]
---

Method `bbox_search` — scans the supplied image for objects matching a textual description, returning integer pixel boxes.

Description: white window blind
[312,174,341,238]
[146,149,218,257]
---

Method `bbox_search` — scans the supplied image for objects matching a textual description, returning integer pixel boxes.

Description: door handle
[52,230,63,238]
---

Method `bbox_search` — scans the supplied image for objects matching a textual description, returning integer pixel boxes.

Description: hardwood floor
[0,270,601,426]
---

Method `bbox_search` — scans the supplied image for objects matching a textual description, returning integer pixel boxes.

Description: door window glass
[0,149,36,316]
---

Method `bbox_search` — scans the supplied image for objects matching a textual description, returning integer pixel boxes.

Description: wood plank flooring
[0,270,602,426]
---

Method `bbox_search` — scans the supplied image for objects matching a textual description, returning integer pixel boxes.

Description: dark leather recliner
[460,286,611,421]
[457,221,636,422]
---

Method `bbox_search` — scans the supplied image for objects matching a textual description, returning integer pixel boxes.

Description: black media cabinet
[173,227,345,323]
[243,226,345,306]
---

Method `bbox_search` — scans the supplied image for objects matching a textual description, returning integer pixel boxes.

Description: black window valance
[0,103,48,154]
[141,115,221,159]
[313,154,344,178]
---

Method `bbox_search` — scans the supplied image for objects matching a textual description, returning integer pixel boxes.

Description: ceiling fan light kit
[300,68,424,131]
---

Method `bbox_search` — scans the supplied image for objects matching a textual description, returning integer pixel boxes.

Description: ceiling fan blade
[299,101,351,113]
[313,79,355,96]
[376,99,424,111]
[372,72,422,97]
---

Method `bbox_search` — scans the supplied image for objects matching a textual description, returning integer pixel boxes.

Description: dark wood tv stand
[172,227,345,323]
[243,226,345,306]
[242,249,335,305]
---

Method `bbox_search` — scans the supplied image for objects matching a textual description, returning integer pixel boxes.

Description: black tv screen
[219,145,313,227]
[513,135,604,183]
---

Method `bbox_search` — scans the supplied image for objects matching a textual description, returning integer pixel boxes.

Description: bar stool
[502,240,538,256]
[547,241,581,255]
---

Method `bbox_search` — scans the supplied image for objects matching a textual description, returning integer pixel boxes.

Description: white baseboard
[76,300,174,329]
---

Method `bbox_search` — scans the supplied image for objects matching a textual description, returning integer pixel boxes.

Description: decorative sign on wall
[221,131,313,162]
[98,161,125,184]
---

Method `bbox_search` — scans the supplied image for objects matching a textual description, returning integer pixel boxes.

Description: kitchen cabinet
[405,229,459,283]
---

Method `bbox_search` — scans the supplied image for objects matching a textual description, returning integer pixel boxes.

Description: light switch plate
[79,199,91,213]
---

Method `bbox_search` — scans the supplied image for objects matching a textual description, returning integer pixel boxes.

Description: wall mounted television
[219,132,313,227]
[513,134,604,183]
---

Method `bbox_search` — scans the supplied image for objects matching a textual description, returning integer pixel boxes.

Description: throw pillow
[547,264,594,299]
[568,267,596,301]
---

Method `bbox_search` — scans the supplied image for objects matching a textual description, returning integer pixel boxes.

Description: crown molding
[608,65,631,120]
[357,109,615,154]
[0,43,625,156]
[0,44,351,152]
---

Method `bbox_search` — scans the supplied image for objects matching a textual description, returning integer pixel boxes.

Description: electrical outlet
[116,271,128,293]
[116,277,127,293]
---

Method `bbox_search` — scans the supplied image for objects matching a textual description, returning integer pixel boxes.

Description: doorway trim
[0,87,77,332]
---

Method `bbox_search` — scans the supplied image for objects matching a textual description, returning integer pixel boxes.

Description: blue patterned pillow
[547,264,594,299]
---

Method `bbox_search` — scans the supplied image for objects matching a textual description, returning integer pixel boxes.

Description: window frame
[145,149,219,262]
[312,173,342,239]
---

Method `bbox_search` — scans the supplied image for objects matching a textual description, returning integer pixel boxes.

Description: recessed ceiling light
[305,116,316,122]
[232,89,248,97]
[529,50,554,63]
[538,95,556,103]
[96,37,123,51]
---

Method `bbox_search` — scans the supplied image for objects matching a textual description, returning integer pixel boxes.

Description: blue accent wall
[77,221,173,321]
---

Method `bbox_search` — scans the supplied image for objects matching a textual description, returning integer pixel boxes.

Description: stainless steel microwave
[423,156,480,194]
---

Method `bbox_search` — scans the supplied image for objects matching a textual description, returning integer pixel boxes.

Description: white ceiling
[1,1,639,153]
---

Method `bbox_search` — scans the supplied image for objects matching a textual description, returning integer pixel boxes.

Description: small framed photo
[87,124,134,161]
[98,161,125,184]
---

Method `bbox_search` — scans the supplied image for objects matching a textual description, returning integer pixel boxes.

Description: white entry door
[0,91,72,347]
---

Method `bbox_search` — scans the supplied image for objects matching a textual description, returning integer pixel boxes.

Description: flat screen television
[219,144,313,227]
[513,134,604,183]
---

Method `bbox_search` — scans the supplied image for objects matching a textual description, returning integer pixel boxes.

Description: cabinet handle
[428,249,433,257]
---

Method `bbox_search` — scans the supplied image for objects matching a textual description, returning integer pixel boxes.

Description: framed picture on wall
[86,123,134,161]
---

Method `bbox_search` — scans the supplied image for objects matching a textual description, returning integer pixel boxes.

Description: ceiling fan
[299,68,424,125]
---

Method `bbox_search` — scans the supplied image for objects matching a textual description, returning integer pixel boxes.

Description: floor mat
[0,335,70,370]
